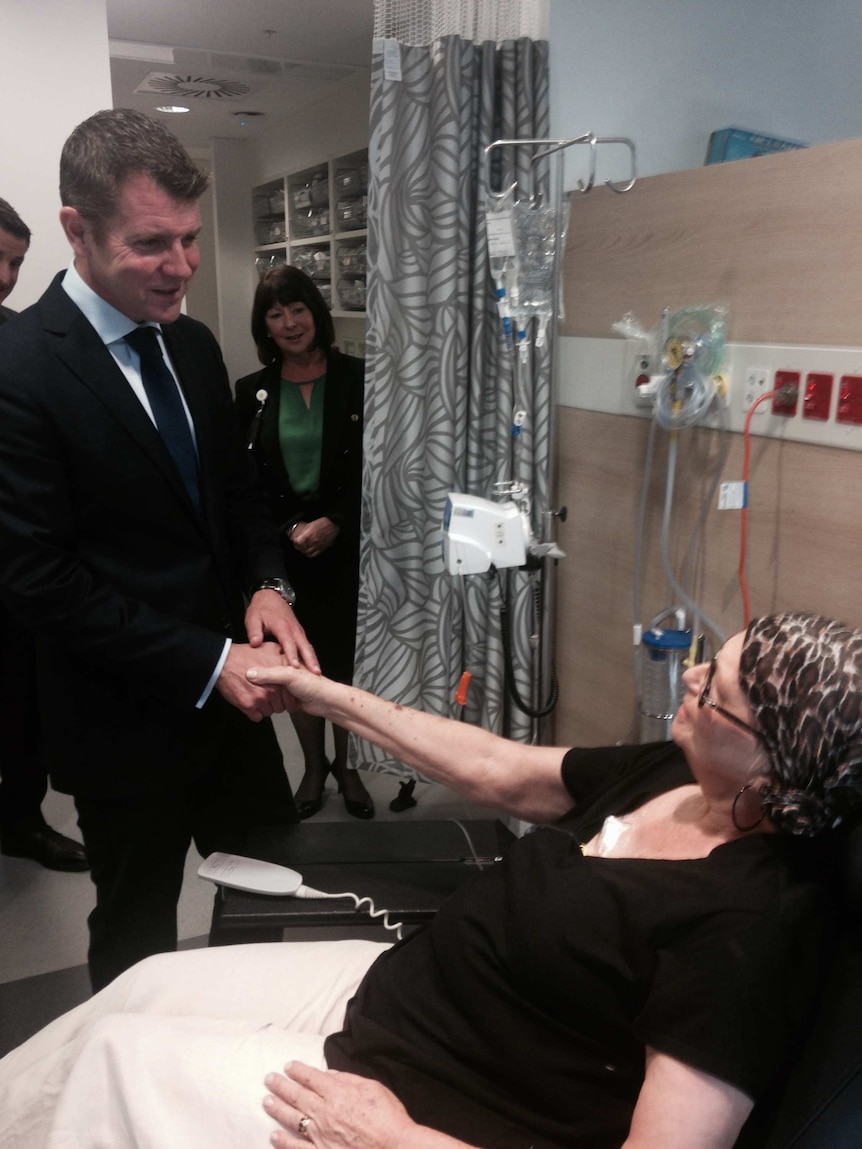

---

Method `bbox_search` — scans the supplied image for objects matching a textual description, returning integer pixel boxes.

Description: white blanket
[0,939,388,1149]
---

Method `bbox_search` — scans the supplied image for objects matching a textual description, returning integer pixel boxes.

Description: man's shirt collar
[61,263,152,346]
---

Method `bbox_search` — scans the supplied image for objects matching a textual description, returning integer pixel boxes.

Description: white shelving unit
[252,148,368,322]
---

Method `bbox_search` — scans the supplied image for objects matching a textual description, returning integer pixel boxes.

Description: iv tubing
[632,416,658,706]
[632,401,726,713]
[659,436,725,650]
[679,398,730,648]
[739,390,778,626]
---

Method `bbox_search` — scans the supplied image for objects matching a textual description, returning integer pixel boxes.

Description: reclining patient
[1,612,860,1149]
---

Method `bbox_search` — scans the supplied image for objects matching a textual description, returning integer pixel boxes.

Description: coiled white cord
[288,820,490,942]
[292,885,404,939]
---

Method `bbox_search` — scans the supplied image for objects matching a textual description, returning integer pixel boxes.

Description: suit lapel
[320,355,344,478]
[258,364,296,497]
[320,352,362,478]
[41,279,203,526]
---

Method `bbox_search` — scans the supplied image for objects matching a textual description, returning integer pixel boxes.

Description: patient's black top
[325,742,831,1149]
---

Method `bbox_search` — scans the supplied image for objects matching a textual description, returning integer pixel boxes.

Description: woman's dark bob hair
[251,265,335,365]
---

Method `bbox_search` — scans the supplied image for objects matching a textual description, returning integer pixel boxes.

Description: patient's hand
[247,664,330,717]
[264,1061,418,1148]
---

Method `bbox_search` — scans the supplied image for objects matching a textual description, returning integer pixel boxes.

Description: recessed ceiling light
[156,105,190,114]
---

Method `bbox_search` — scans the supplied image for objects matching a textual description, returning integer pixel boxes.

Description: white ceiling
[106,0,375,152]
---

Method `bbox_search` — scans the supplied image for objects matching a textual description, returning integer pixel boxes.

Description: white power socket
[742,366,770,412]
[631,347,656,408]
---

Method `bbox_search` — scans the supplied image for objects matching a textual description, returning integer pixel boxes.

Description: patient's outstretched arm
[248,665,573,823]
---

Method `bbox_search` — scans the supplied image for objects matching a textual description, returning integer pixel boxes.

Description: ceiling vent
[175,49,283,76]
[134,73,252,99]
[173,48,358,83]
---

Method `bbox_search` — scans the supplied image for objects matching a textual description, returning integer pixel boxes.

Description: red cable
[739,390,778,626]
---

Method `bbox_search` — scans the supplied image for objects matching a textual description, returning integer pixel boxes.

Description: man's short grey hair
[59,108,209,229]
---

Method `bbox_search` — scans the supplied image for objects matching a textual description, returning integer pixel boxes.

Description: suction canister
[639,627,691,743]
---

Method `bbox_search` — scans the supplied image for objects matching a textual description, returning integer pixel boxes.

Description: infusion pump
[442,492,563,575]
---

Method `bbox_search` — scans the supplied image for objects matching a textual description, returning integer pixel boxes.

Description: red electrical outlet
[803,373,833,421]
[772,370,800,417]
[836,375,862,426]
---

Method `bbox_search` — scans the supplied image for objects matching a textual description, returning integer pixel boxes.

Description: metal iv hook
[484,133,636,199]
[527,133,596,195]
[484,133,594,200]
[595,136,637,194]
[581,136,602,195]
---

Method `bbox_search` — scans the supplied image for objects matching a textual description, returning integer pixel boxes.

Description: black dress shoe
[1,825,89,872]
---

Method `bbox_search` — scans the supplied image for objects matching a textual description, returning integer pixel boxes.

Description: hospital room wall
[551,137,862,747]
[0,0,113,309]
[548,0,862,178]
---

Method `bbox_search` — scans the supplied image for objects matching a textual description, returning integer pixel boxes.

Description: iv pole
[483,133,637,743]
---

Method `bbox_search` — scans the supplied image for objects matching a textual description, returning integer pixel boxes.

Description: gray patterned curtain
[352,0,552,780]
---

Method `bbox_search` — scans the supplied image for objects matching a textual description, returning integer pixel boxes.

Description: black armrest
[736,822,862,1148]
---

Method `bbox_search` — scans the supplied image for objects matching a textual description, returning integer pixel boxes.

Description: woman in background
[235,266,373,820]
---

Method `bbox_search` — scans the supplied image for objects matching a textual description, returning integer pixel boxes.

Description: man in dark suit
[0,197,89,871]
[0,110,319,990]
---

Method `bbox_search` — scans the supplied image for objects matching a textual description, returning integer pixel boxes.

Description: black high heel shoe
[295,792,324,820]
[337,770,375,820]
[294,763,329,820]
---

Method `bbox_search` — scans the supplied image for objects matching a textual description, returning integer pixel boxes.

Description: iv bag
[511,200,557,346]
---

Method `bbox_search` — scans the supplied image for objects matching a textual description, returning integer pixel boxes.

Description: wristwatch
[251,578,297,607]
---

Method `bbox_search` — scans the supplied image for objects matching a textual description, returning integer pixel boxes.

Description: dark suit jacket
[0,304,16,325]
[0,273,288,799]
[234,349,364,545]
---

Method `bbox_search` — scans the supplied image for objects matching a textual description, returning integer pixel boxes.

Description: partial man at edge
[0,196,88,872]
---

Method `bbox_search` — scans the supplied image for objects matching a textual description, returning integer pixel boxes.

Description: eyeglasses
[698,656,767,743]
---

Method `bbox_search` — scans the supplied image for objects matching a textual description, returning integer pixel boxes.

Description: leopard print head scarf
[738,613,862,836]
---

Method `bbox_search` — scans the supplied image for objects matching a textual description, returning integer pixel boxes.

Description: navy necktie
[125,326,201,511]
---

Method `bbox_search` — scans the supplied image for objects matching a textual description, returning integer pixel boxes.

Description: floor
[0,712,499,1057]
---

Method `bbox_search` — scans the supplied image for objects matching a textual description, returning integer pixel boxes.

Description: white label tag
[382,38,402,81]
[718,481,748,510]
[486,211,516,258]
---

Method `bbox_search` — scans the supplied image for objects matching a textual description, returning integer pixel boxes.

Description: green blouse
[278,374,326,497]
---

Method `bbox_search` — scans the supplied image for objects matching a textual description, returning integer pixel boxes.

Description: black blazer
[0,273,288,798]
[234,349,365,550]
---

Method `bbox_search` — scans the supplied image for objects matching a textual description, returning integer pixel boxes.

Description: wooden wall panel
[553,408,862,748]
[560,137,862,346]
[549,136,862,750]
